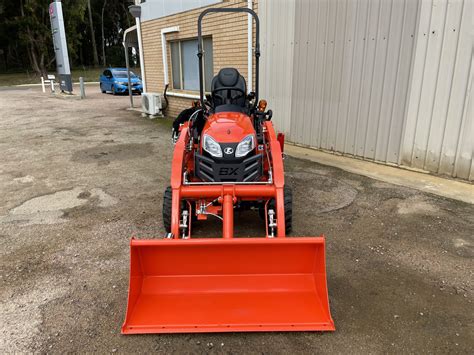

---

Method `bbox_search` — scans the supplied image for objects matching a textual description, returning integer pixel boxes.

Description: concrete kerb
[14,81,100,87]
[285,143,474,205]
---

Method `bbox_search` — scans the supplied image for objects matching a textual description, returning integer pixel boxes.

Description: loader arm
[170,125,189,238]
[265,120,286,237]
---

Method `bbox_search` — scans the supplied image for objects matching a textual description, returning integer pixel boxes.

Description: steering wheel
[211,86,246,105]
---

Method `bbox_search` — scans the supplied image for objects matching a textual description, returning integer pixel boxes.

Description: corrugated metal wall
[402,0,473,180]
[260,0,473,181]
[289,0,420,164]
[260,0,296,134]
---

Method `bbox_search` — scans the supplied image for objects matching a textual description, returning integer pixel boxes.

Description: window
[170,37,213,92]
[111,70,138,78]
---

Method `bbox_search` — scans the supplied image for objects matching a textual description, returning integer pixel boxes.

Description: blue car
[99,68,143,95]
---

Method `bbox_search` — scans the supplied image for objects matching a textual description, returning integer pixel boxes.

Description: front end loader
[122,7,334,334]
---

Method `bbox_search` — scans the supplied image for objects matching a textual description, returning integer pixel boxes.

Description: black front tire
[163,186,172,233]
[282,185,293,234]
[162,186,196,234]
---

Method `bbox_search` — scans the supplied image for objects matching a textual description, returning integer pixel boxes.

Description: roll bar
[197,7,260,109]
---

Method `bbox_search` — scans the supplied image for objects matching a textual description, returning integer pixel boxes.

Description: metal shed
[260,0,473,181]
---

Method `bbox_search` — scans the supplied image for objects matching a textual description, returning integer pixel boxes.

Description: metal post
[124,43,134,108]
[50,79,55,93]
[79,77,85,99]
[135,17,146,93]
[128,4,145,93]
[247,0,253,93]
[41,77,45,93]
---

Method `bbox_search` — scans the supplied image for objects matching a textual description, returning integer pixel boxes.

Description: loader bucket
[122,237,334,334]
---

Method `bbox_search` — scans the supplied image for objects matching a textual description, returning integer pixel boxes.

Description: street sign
[49,1,73,92]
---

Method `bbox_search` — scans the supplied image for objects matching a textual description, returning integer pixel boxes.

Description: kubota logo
[224,147,234,155]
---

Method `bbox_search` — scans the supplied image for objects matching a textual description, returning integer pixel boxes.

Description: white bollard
[41,77,45,93]
[79,77,85,99]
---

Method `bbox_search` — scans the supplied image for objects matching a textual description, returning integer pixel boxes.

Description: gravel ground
[0,87,473,353]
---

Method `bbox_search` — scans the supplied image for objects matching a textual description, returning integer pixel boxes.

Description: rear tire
[260,185,293,234]
[100,83,106,93]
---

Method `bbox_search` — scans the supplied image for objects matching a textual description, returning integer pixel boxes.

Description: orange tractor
[122,8,334,334]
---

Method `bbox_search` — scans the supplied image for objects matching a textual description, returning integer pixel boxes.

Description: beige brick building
[135,0,473,180]
[140,0,257,118]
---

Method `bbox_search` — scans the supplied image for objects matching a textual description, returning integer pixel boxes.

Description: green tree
[0,0,133,74]
[0,1,29,71]
[17,0,52,76]
[63,0,88,67]
[87,0,99,66]
[13,0,87,76]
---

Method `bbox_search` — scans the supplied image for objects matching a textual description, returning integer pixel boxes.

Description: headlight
[117,81,127,85]
[235,134,255,157]
[203,134,222,158]
[137,80,142,84]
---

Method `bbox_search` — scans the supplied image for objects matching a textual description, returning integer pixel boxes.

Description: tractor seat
[211,68,247,110]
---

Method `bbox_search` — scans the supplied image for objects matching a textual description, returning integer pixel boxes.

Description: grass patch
[0,72,43,86]
[71,68,104,83]
[153,117,174,128]
[0,67,125,86]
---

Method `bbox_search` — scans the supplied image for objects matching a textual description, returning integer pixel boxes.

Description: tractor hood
[202,112,255,143]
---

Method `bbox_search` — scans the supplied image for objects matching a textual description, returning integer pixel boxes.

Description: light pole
[129,4,146,93]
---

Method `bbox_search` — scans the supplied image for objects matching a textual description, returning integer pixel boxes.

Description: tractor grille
[195,153,262,182]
